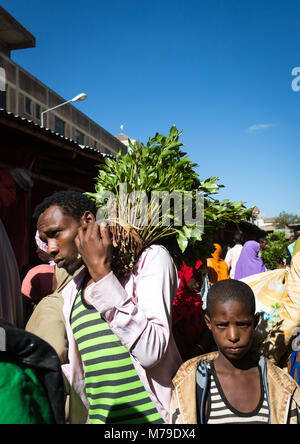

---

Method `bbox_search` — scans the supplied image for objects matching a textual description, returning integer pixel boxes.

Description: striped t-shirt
[70,285,163,424]
[206,362,269,424]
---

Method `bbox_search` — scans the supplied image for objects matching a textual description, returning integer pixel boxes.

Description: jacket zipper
[175,386,185,423]
[284,395,292,424]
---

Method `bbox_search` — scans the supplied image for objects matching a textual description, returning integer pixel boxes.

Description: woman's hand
[75,220,112,282]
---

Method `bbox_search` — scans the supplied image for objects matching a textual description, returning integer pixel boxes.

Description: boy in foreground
[170,279,300,424]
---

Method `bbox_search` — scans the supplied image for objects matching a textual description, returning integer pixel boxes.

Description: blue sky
[1,0,300,217]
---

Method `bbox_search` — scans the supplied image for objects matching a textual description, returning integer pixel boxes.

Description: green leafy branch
[86,126,253,271]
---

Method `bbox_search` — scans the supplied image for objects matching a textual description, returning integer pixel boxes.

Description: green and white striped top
[70,285,164,424]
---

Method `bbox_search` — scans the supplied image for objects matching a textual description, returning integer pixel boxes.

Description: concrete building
[255,213,296,239]
[115,132,136,149]
[255,214,276,233]
[0,5,126,157]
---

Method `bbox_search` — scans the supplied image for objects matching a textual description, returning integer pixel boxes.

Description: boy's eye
[216,323,228,328]
[237,322,251,328]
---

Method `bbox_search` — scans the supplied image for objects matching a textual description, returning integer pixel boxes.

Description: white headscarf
[35,230,56,266]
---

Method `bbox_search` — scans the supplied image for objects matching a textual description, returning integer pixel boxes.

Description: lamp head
[71,93,87,103]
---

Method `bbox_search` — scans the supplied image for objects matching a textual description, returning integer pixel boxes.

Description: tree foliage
[274,211,300,229]
[261,232,288,270]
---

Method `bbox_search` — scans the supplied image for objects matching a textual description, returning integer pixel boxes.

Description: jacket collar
[172,352,218,424]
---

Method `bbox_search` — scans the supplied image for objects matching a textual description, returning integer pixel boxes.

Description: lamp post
[41,92,87,127]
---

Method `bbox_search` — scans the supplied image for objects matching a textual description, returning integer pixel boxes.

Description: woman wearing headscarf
[206,243,229,285]
[234,240,266,280]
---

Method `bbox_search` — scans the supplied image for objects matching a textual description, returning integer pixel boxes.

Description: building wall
[0,51,126,156]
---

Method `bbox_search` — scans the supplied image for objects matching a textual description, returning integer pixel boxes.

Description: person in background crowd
[287,231,300,266]
[240,237,300,369]
[287,250,300,383]
[225,233,243,279]
[289,234,295,245]
[293,235,300,258]
[22,262,55,305]
[221,243,232,260]
[26,263,84,366]
[172,260,208,361]
[170,279,300,424]
[234,240,266,280]
[22,232,55,310]
[33,190,182,424]
[0,318,65,424]
[21,231,57,324]
[0,219,23,328]
[207,243,229,285]
[258,237,268,253]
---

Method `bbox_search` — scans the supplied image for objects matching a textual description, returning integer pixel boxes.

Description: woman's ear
[80,211,96,230]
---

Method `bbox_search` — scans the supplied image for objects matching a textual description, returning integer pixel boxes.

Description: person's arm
[84,245,178,369]
[76,220,178,369]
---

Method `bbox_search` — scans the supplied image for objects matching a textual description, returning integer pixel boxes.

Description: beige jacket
[170,352,300,424]
[26,265,85,364]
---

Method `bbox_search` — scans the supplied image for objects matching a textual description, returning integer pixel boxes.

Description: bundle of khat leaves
[86,126,253,277]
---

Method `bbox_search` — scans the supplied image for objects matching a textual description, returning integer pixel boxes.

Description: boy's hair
[33,190,97,222]
[206,279,256,317]
[258,236,267,243]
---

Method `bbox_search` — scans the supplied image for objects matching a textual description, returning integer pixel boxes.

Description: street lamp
[41,92,87,127]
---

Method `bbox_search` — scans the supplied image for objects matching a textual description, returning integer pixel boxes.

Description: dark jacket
[0,319,65,424]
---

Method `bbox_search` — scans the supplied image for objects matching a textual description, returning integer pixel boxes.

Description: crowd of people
[0,190,300,424]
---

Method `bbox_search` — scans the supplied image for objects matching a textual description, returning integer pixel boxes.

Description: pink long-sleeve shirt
[62,244,182,424]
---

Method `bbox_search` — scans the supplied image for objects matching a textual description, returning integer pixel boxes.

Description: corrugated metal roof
[0,108,116,159]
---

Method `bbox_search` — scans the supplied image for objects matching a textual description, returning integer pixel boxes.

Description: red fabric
[176,260,202,298]
[172,260,206,346]
[21,264,55,304]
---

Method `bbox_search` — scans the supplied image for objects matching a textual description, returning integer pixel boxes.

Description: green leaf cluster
[261,232,288,270]
[86,126,253,269]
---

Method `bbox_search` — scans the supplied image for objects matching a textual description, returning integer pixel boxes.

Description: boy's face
[205,300,258,361]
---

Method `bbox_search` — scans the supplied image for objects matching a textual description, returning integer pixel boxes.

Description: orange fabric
[207,243,229,284]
